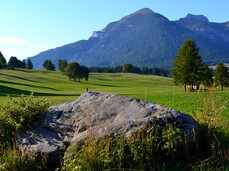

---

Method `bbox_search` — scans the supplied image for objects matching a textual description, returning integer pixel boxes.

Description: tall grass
[193,88,229,170]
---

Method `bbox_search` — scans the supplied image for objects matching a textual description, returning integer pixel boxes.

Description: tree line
[0,52,33,69]
[89,65,172,77]
[173,39,229,91]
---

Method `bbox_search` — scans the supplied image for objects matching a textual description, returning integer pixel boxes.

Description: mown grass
[0,68,228,130]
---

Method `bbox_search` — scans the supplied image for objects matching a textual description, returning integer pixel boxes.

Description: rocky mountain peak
[185,14,209,23]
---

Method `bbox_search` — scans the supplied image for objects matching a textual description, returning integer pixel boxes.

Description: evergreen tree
[42,59,49,69]
[26,58,33,69]
[42,59,55,70]
[8,56,20,68]
[122,63,133,73]
[214,62,229,91]
[200,63,213,90]
[173,39,203,91]
[21,59,26,68]
[58,59,68,73]
[0,51,6,69]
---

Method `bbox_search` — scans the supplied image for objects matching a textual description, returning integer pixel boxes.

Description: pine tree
[26,58,33,69]
[173,39,203,91]
[8,56,20,68]
[42,59,55,70]
[214,62,229,91]
[0,51,6,69]
[200,63,213,90]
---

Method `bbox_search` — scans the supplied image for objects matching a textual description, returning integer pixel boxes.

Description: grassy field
[0,68,228,129]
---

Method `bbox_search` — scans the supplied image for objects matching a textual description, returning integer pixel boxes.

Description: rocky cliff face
[17,92,199,167]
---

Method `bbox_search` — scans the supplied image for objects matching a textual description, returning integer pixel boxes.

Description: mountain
[29,8,229,69]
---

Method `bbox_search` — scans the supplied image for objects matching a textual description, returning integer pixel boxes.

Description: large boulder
[17,92,199,165]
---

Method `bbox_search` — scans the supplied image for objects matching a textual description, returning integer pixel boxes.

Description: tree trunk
[204,85,206,91]
[184,83,186,91]
[221,84,223,91]
[191,83,194,91]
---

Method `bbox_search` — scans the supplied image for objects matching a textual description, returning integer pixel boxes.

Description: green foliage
[200,63,213,90]
[58,59,68,73]
[80,65,89,81]
[64,62,81,81]
[214,62,229,90]
[0,94,50,149]
[0,147,46,171]
[122,63,133,73]
[8,56,26,69]
[0,51,7,69]
[173,39,203,91]
[0,95,49,170]
[42,59,55,70]
[26,58,33,69]
[65,62,89,81]
[193,89,229,170]
[89,65,171,77]
[63,124,184,170]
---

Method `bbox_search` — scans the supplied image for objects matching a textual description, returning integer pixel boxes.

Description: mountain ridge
[29,8,229,69]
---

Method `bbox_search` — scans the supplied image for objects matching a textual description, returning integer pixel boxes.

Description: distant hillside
[29,8,229,69]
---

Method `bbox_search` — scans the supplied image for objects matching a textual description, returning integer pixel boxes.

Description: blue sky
[0,0,229,60]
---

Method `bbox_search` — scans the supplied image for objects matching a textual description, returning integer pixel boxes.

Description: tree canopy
[214,62,229,90]
[8,56,25,68]
[200,63,213,90]
[122,63,133,73]
[65,62,89,81]
[42,59,55,70]
[173,39,203,91]
[0,51,6,69]
[26,58,33,69]
[58,59,68,73]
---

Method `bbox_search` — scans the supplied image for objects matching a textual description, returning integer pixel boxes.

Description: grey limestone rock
[17,91,199,162]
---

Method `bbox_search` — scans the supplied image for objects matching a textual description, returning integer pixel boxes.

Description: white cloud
[0,37,52,61]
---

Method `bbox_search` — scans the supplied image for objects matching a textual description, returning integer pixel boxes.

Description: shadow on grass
[0,80,59,91]
[0,85,80,97]
[96,78,111,81]
[0,72,38,83]
[81,81,121,87]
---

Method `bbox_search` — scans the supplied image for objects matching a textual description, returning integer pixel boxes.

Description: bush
[0,94,50,149]
[0,94,49,170]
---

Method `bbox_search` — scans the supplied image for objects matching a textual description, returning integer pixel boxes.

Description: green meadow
[0,68,228,129]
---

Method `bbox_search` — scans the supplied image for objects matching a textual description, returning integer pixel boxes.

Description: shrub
[0,94,49,149]
[0,94,49,170]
